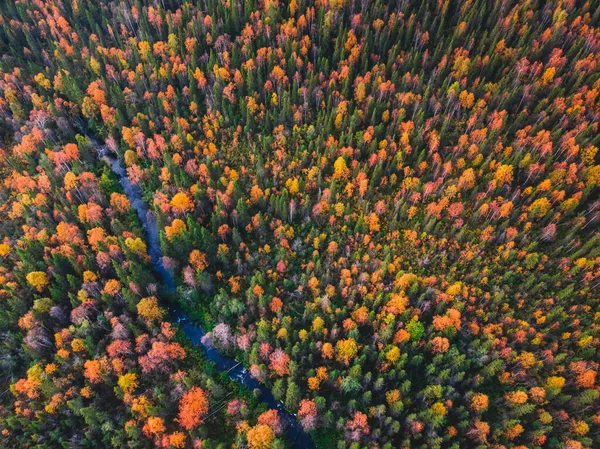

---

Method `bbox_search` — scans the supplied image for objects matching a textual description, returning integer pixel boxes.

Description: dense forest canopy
[0,0,600,448]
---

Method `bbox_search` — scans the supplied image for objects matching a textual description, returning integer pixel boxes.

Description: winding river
[94,139,315,449]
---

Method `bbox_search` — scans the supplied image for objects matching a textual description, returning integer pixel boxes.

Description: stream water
[96,140,315,449]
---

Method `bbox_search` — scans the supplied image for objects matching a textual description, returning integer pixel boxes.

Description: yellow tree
[170,192,194,214]
[333,157,349,179]
[118,373,138,394]
[494,164,513,185]
[247,424,275,449]
[336,338,358,365]
[26,271,48,292]
[137,296,165,322]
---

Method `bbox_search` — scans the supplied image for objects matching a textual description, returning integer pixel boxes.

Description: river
[95,140,315,449]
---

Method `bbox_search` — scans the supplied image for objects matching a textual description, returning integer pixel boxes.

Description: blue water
[97,141,315,449]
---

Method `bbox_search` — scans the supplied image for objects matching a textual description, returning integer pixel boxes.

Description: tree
[165,219,187,241]
[247,424,275,449]
[170,192,194,214]
[333,157,348,179]
[178,387,209,430]
[118,373,138,394]
[298,399,318,431]
[494,164,514,185]
[257,410,282,435]
[139,342,185,373]
[269,349,290,376]
[136,297,164,322]
[431,336,450,354]
[125,237,147,256]
[336,338,358,365]
[84,360,103,384]
[26,271,48,292]
[470,393,489,412]
[143,417,165,436]
[345,411,369,442]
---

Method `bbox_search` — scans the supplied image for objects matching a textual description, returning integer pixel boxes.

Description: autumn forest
[0,0,600,448]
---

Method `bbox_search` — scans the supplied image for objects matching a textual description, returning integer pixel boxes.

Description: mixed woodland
[1,0,600,448]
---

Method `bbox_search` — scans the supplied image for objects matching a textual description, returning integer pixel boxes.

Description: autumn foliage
[178,387,209,430]
[1,0,600,449]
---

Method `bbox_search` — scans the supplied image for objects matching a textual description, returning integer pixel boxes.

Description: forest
[0,0,599,448]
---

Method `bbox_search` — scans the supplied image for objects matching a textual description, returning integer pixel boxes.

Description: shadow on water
[96,140,315,449]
